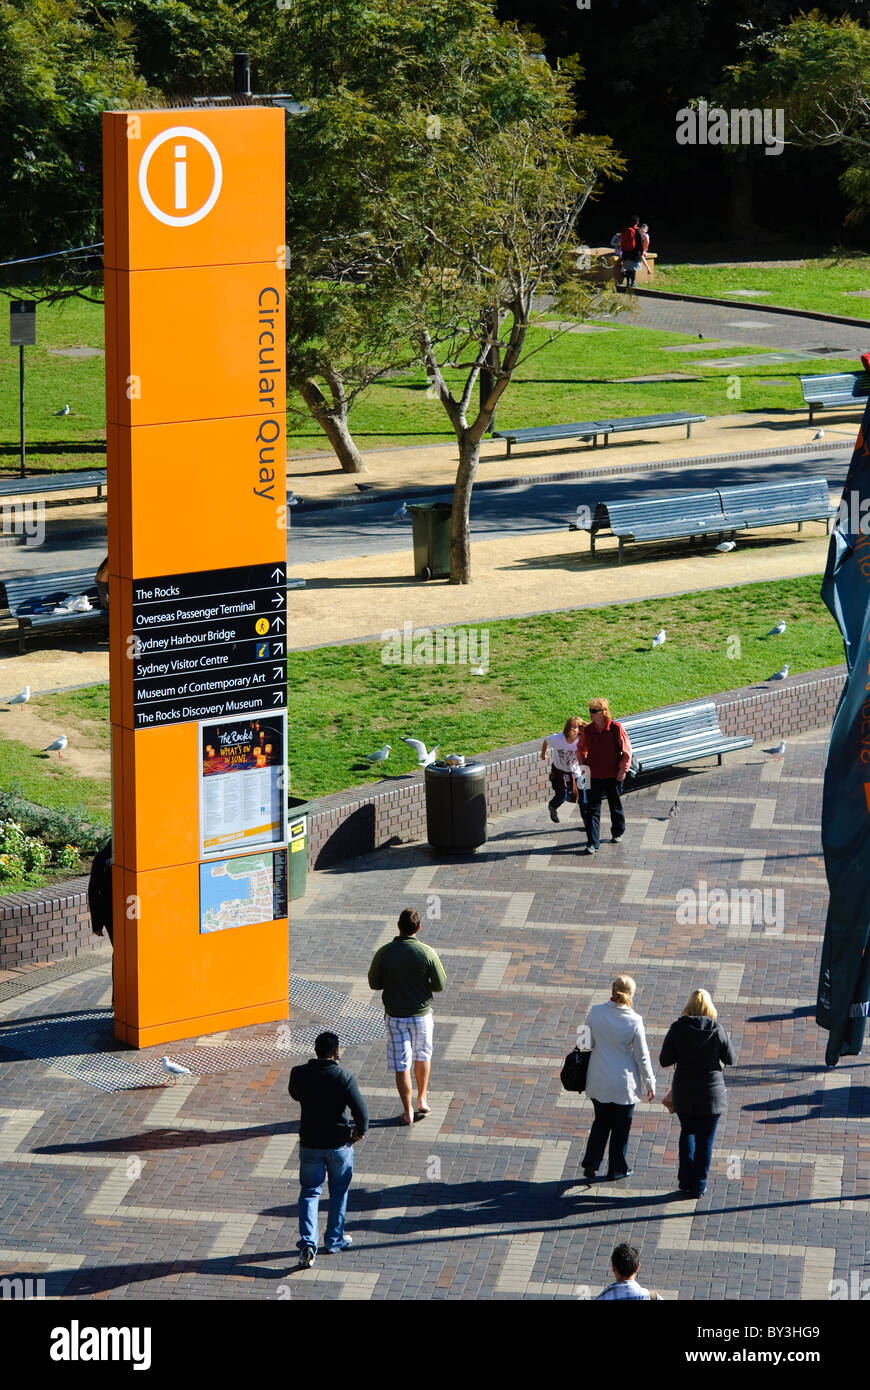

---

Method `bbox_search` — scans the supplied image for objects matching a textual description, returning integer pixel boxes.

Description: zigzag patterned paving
[0,733,868,1300]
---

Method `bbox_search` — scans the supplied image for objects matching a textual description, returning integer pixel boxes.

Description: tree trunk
[727,152,759,238]
[449,432,480,584]
[297,378,368,474]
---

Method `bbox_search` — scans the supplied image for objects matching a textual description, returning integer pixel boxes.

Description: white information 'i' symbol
[138,127,222,227]
[174,144,187,210]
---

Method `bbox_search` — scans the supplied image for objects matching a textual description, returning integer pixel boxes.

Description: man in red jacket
[578,697,633,855]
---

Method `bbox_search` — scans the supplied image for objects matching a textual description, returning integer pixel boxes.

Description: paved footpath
[0,731,865,1301]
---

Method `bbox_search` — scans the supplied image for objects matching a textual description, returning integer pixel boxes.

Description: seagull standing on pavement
[401,737,440,767]
[714,540,736,553]
[7,685,30,710]
[44,735,68,759]
[767,664,789,681]
[668,799,679,818]
[364,744,391,764]
[393,502,410,520]
[162,1057,193,1087]
[651,629,666,649]
[766,620,787,637]
[765,741,787,758]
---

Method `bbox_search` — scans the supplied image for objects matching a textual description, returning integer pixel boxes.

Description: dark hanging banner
[817,397,870,1064]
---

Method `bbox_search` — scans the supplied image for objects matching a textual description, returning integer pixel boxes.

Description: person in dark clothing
[87,839,113,946]
[288,1031,369,1267]
[659,988,736,1198]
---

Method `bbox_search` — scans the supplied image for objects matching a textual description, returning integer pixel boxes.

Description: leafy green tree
[353,32,623,581]
[718,13,870,224]
[0,0,149,263]
[274,0,623,563]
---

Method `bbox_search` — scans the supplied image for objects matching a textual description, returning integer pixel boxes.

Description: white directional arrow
[271,592,285,608]
[273,689,285,703]
[272,616,285,631]
[272,667,283,680]
[271,567,285,582]
[272,641,285,655]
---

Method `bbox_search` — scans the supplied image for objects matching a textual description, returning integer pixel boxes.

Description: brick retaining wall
[0,666,846,966]
[0,875,98,971]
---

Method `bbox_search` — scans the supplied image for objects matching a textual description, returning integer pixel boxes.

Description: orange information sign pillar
[103,108,289,1047]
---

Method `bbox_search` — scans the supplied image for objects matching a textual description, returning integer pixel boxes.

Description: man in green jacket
[368,907,447,1126]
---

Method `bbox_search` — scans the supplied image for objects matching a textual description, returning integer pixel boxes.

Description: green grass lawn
[4,576,840,817]
[655,258,870,320]
[0,294,859,472]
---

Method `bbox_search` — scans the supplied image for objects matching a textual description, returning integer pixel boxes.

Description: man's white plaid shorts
[385,1012,434,1072]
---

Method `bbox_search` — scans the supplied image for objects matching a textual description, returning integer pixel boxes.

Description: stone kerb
[0,666,846,967]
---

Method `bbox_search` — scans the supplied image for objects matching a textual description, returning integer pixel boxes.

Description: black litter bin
[424,761,486,852]
[287,799,316,900]
[409,502,452,580]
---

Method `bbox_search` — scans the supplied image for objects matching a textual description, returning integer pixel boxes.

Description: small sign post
[9,301,36,479]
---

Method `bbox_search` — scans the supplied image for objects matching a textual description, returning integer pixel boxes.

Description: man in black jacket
[288,1032,368,1267]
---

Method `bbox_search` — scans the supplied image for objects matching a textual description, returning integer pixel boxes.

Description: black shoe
[582,1167,596,1181]
[300,1245,316,1268]
[549,808,559,823]
[606,1169,633,1181]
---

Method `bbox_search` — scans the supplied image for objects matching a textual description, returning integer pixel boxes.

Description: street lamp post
[10,300,36,479]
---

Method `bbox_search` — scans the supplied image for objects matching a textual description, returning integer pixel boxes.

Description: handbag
[560,1046,590,1093]
[661,1087,675,1114]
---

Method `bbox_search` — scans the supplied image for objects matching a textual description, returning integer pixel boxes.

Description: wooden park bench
[620,701,754,781]
[491,411,705,459]
[0,469,107,502]
[490,421,610,459]
[595,411,705,445]
[588,477,835,563]
[800,372,870,424]
[589,489,728,563]
[718,478,836,534]
[1,569,107,651]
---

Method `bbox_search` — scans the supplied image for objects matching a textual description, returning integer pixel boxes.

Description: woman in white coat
[581,975,656,1181]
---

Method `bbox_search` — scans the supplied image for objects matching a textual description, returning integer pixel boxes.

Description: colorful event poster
[199,711,287,857]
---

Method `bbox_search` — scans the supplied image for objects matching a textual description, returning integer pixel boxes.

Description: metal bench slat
[0,470,106,499]
[595,412,706,432]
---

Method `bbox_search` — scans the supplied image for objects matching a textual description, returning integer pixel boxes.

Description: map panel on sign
[199,850,288,934]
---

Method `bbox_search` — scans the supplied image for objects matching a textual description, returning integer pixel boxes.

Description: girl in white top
[541,717,589,824]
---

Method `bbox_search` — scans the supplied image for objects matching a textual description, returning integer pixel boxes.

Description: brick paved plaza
[1,731,867,1302]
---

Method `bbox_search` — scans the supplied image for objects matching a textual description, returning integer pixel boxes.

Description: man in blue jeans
[288,1031,368,1268]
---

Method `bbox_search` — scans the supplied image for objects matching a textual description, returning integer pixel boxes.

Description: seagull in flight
[402,737,440,767]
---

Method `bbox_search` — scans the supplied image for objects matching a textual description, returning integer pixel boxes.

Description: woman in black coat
[659,988,736,1198]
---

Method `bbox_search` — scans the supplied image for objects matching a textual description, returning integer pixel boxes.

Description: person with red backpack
[618,218,644,290]
[577,698,634,854]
